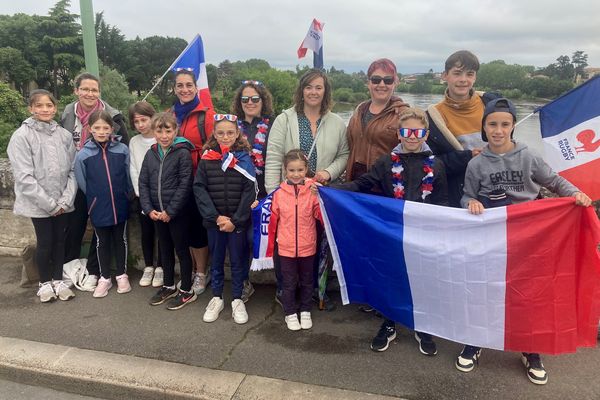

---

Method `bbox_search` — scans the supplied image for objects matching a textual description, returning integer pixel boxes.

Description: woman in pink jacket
[269,149,322,331]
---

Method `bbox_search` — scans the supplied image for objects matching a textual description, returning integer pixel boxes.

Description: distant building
[583,67,600,79]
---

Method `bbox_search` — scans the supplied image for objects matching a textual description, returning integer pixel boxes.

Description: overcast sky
[4,0,600,73]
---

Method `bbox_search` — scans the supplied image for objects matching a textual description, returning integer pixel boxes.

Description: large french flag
[319,187,600,354]
[538,75,600,200]
[170,34,214,109]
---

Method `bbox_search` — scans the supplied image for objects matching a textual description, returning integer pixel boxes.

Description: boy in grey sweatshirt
[458,98,592,385]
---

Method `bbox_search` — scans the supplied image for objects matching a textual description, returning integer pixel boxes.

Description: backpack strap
[196,111,207,144]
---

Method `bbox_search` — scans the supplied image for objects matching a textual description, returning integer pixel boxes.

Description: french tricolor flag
[170,34,214,109]
[539,75,600,200]
[297,18,324,70]
[319,187,600,354]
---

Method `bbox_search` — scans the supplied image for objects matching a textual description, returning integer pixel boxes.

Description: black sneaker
[149,286,177,306]
[370,323,396,352]
[521,353,548,385]
[167,290,198,310]
[414,332,437,356]
[455,345,482,372]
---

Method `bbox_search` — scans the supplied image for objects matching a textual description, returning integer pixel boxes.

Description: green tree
[0,47,35,95]
[95,11,127,71]
[477,60,530,91]
[98,63,135,117]
[409,76,432,94]
[0,83,28,156]
[571,50,588,81]
[38,0,84,97]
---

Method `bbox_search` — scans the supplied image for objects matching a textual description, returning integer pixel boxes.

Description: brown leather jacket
[345,96,409,181]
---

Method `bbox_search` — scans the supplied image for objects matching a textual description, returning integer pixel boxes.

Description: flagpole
[141,35,200,102]
[515,112,536,128]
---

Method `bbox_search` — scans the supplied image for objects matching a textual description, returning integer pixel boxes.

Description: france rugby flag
[319,187,600,354]
[170,34,214,109]
[538,75,600,200]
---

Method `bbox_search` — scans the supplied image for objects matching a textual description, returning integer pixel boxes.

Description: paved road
[0,256,598,400]
[0,377,106,399]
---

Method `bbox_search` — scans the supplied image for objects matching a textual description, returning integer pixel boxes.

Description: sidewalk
[0,256,598,400]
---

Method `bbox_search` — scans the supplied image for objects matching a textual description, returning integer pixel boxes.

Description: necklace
[390,152,435,200]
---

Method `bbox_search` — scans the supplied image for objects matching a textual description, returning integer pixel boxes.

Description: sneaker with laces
[139,267,154,287]
[80,275,98,292]
[192,272,209,295]
[93,277,112,298]
[203,297,225,322]
[149,286,177,306]
[167,290,198,310]
[232,299,248,324]
[521,353,548,385]
[241,280,255,303]
[285,314,301,331]
[370,323,396,352]
[152,267,164,287]
[415,332,437,356]
[53,280,75,301]
[456,345,482,372]
[116,274,132,294]
[300,311,312,330]
[37,282,56,303]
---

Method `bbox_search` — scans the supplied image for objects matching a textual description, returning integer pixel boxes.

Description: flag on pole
[537,75,600,200]
[297,18,324,70]
[319,186,600,354]
[170,34,213,109]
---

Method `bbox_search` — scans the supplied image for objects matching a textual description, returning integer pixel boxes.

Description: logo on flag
[170,34,213,109]
[538,75,600,199]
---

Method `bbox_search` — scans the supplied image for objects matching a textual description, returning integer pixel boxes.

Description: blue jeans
[208,228,247,299]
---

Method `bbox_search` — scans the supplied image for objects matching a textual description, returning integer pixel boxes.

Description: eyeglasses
[241,95,261,104]
[369,75,395,85]
[398,128,428,139]
[78,88,100,94]
[214,114,238,122]
[242,80,263,86]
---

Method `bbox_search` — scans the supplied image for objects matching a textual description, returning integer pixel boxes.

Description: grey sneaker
[139,267,154,287]
[241,280,255,303]
[37,282,56,303]
[52,280,75,301]
[152,267,164,287]
[191,272,209,295]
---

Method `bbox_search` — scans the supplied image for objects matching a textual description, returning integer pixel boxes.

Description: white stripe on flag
[542,114,600,172]
[403,202,508,350]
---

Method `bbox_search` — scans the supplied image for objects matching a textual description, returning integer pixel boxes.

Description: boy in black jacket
[327,108,448,355]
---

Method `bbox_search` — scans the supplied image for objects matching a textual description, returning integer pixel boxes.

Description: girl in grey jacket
[7,89,77,303]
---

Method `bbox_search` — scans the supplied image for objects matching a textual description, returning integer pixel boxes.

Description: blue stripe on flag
[539,75,600,138]
[319,187,415,329]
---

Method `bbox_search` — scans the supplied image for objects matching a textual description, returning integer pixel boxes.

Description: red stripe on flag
[504,198,600,354]
[558,157,600,201]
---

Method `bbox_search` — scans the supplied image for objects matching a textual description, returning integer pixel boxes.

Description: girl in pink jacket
[269,149,322,331]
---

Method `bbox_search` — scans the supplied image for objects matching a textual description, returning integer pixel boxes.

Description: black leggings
[139,210,161,267]
[31,213,69,283]
[155,216,193,292]
[94,221,127,279]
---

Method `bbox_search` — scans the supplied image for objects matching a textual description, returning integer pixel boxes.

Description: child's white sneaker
[232,299,248,324]
[285,314,301,331]
[203,297,224,322]
[300,311,312,330]
[139,267,154,287]
[116,273,132,294]
[53,280,75,301]
[152,267,164,287]
[80,274,98,292]
[37,281,56,303]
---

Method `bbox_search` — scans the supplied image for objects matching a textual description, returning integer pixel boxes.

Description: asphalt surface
[0,256,599,400]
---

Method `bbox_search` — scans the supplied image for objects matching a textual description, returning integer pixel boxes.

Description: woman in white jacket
[7,89,77,303]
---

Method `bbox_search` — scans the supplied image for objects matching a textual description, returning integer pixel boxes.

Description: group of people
[7,50,593,386]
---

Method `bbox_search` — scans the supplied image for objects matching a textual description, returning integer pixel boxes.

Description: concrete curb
[0,337,404,400]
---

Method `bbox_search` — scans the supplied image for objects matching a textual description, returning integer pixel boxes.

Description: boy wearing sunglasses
[326,108,448,355]
[426,50,502,208]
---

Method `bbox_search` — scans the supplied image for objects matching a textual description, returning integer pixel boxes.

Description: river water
[335,92,547,156]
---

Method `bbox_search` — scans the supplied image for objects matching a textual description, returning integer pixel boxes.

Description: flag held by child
[251,189,278,271]
[170,34,213,109]
[319,187,600,355]
[538,75,600,200]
